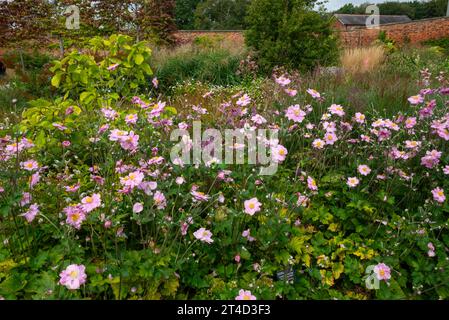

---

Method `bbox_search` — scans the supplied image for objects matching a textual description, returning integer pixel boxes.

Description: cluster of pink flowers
[120,170,145,189]
[58,193,101,230]
[236,94,251,107]
[3,67,449,300]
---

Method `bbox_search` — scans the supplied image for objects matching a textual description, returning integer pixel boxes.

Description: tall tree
[194,0,251,30]
[175,0,201,29]
[334,0,448,20]
[0,0,54,49]
[246,0,339,72]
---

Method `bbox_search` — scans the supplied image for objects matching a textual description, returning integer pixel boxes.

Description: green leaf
[164,106,177,115]
[141,63,153,75]
[80,91,96,105]
[134,54,144,65]
[51,72,62,88]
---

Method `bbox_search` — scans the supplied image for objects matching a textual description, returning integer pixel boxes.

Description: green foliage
[2,50,53,72]
[423,38,449,56]
[175,0,202,29]
[245,0,339,73]
[194,0,250,30]
[153,45,245,92]
[376,31,397,53]
[335,0,448,20]
[49,34,153,102]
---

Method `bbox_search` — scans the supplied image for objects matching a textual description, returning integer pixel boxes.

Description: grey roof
[334,14,411,26]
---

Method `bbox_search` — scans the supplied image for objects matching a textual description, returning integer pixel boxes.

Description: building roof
[334,14,412,26]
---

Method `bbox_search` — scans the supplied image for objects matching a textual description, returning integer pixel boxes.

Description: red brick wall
[338,17,449,47]
[174,17,449,48]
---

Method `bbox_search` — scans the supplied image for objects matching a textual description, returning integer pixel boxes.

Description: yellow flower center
[249,203,255,209]
[71,213,80,222]
[85,197,93,203]
[70,270,78,278]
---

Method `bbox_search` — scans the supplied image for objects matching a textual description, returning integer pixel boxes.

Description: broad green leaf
[134,54,144,65]
[51,72,62,88]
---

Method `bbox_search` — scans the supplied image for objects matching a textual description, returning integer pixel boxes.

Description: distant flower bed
[0,35,448,300]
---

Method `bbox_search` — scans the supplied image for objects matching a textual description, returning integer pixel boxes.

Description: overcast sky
[324,0,390,12]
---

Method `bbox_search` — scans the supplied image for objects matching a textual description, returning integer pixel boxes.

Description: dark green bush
[245,0,339,73]
[2,50,53,72]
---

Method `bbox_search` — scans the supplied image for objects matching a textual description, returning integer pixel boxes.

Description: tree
[194,0,250,30]
[0,0,56,69]
[334,0,448,20]
[0,0,54,49]
[0,0,177,53]
[245,0,339,72]
[335,3,358,14]
[175,0,201,29]
[94,0,177,44]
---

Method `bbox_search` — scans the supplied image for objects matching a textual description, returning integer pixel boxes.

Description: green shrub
[2,50,53,72]
[0,50,54,108]
[245,0,339,73]
[154,46,245,92]
[423,37,449,56]
[193,35,225,50]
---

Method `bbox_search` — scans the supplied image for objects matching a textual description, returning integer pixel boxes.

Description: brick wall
[338,17,449,47]
[174,17,449,48]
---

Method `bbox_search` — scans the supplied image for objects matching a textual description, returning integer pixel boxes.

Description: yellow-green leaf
[51,73,62,88]
[134,54,144,65]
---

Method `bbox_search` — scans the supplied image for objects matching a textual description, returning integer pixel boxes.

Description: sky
[324,0,390,12]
